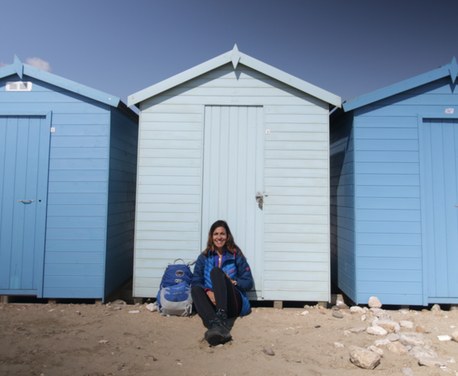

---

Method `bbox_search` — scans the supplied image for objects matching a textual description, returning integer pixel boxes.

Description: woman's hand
[206,290,216,305]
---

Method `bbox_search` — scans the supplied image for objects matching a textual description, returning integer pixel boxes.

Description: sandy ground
[1,298,458,376]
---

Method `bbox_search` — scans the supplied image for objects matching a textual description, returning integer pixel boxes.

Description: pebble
[367,345,384,356]
[349,306,365,314]
[368,296,382,309]
[452,330,458,342]
[262,347,275,356]
[375,319,400,333]
[367,325,388,336]
[399,333,425,346]
[399,320,414,329]
[145,303,157,312]
[386,341,408,355]
[332,310,344,319]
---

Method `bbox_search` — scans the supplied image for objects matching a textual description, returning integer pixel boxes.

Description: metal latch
[17,200,33,204]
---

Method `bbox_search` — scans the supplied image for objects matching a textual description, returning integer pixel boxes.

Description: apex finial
[13,55,24,79]
[449,57,458,83]
[231,44,241,69]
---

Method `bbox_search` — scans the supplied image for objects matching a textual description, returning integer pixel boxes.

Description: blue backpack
[156,259,193,316]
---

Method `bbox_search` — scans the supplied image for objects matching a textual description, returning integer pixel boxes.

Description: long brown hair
[203,220,239,255]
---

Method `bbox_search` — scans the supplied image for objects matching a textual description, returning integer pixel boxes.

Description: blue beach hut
[330,58,458,306]
[129,46,341,303]
[0,57,138,301]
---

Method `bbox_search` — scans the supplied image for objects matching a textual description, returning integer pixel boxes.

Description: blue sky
[1,0,458,104]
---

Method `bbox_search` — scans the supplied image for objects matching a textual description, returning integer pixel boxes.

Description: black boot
[204,315,231,346]
[215,308,230,328]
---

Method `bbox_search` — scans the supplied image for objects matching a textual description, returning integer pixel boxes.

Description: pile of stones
[336,296,458,372]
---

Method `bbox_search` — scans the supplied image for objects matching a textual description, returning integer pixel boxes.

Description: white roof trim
[128,45,341,108]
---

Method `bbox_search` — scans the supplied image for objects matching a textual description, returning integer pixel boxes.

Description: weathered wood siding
[134,63,331,301]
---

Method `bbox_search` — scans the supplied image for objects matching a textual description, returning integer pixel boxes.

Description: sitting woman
[191,220,254,346]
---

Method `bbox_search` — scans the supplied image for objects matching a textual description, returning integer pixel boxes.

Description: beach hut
[330,58,458,306]
[129,45,341,303]
[0,57,138,301]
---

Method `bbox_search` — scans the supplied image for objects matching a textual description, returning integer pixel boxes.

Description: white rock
[300,310,309,316]
[374,338,391,347]
[368,296,382,308]
[128,310,140,314]
[334,342,345,348]
[370,308,388,319]
[437,335,452,341]
[400,333,425,346]
[368,345,384,356]
[386,341,408,355]
[350,306,365,314]
[409,345,438,361]
[376,319,400,333]
[386,333,400,342]
[367,326,388,336]
[332,310,344,319]
[451,330,458,342]
[349,326,366,334]
[400,320,414,329]
[417,357,446,368]
[430,303,441,312]
[349,347,381,370]
[145,303,157,312]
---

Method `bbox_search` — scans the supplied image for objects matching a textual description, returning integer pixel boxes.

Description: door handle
[256,192,267,210]
[17,200,34,204]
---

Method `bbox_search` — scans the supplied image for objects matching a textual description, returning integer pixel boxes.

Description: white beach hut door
[421,118,458,301]
[202,106,264,296]
[0,115,50,296]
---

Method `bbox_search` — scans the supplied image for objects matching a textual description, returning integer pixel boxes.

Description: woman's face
[212,226,227,251]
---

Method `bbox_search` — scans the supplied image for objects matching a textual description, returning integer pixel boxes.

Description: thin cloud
[26,57,51,72]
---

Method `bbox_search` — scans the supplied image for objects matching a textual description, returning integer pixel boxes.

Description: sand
[1,299,457,376]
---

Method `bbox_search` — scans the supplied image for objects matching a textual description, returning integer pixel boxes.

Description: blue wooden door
[202,106,264,296]
[0,114,51,296]
[421,118,458,302]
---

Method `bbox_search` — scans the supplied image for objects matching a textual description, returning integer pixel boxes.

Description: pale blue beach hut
[0,58,138,301]
[331,59,458,306]
[129,46,341,303]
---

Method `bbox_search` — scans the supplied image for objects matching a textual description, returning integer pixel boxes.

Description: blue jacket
[191,248,253,316]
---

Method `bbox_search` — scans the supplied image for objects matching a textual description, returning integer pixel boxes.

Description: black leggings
[191,268,242,327]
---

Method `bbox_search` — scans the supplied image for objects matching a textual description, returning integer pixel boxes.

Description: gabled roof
[343,57,458,112]
[128,45,341,108]
[0,56,121,107]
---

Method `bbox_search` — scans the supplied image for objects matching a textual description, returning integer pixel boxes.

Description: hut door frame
[201,105,264,298]
[0,112,51,297]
